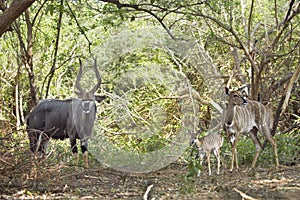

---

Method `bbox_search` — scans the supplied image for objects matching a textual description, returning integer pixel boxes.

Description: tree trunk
[262,63,300,149]
[0,0,35,36]
[24,9,38,109]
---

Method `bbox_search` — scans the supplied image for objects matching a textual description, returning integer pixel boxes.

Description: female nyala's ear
[242,90,248,97]
[199,137,204,145]
[225,87,230,95]
[238,84,250,97]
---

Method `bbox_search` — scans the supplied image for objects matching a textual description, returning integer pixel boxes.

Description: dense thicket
[0,0,299,170]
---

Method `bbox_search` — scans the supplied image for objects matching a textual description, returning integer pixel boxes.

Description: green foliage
[218,131,300,169]
[99,47,183,153]
[259,131,300,167]
[176,146,201,194]
[183,145,202,179]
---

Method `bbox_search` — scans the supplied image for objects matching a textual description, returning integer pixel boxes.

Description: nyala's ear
[225,87,230,95]
[238,84,250,97]
[95,95,106,103]
[199,137,204,142]
[191,137,202,147]
[242,90,248,97]
[190,138,196,146]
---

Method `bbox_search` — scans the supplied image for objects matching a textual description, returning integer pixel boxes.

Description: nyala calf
[191,133,223,175]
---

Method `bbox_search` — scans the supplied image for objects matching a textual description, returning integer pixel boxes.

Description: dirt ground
[0,157,299,200]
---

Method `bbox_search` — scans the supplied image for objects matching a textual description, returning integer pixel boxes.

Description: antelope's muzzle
[241,96,248,105]
[82,101,91,113]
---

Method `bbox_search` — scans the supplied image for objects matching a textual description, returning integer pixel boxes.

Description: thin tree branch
[247,0,255,52]
[274,0,279,29]
[44,0,64,98]
[284,0,295,24]
[233,188,259,200]
[41,55,80,98]
[143,184,154,200]
[270,0,299,52]
[181,10,259,73]
[100,0,176,40]
[281,63,300,115]
[278,124,300,135]
[31,0,47,27]
[265,73,293,102]
[65,0,92,53]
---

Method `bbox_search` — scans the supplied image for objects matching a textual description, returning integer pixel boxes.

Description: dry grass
[1,150,299,200]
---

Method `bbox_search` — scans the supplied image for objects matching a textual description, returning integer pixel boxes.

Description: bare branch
[270,1,300,52]
[143,184,154,200]
[233,188,259,200]
[281,63,300,115]
[265,73,293,102]
[231,47,245,84]
[185,11,260,73]
[178,88,223,114]
[100,0,176,40]
[278,124,300,135]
